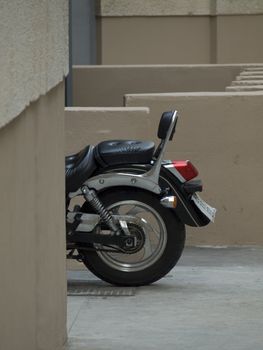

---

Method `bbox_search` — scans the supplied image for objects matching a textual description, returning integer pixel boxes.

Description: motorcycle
[66,111,216,286]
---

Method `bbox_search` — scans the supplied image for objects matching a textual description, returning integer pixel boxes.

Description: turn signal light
[172,160,199,181]
[160,196,177,209]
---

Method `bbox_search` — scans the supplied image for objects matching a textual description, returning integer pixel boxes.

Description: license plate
[191,193,217,223]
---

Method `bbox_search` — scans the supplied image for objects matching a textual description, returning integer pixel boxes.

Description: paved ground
[66,247,263,350]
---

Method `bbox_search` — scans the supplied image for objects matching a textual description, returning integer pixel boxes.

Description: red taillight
[172,160,199,181]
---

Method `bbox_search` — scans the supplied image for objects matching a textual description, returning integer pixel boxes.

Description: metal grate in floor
[67,283,136,297]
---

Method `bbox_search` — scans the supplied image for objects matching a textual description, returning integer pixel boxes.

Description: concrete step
[240,71,263,76]
[243,67,263,71]
[236,75,263,80]
[231,80,263,86]
[226,85,263,92]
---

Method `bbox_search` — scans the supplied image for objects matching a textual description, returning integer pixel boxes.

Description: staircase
[226,66,263,92]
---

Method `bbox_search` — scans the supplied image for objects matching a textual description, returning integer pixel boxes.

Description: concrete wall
[0,1,68,349]
[95,0,263,64]
[72,64,246,107]
[215,16,263,63]
[0,0,68,129]
[65,107,150,154]
[0,83,66,350]
[124,91,263,246]
[96,16,211,64]
[97,0,263,16]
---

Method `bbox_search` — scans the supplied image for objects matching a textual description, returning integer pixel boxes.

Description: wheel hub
[121,223,145,254]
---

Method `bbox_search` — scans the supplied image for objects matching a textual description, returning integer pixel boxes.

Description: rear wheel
[79,189,185,286]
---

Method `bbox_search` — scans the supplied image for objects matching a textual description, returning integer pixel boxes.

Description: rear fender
[85,164,210,227]
[160,166,210,227]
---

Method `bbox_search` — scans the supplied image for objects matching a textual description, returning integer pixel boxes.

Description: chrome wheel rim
[97,200,167,272]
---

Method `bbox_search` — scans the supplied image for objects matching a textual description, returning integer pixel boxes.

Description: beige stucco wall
[72,65,247,106]
[96,1,263,64]
[97,0,212,16]
[97,16,211,64]
[0,1,68,348]
[124,91,263,246]
[97,0,263,16]
[0,0,68,128]
[65,107,150,154]
[0,82,66,350]
[215,16,263,63]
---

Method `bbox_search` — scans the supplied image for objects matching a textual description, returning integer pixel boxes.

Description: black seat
[94,140,155,167]
[65,145,97,194]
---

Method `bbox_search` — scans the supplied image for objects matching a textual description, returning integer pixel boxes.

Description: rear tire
[79,188,185,286]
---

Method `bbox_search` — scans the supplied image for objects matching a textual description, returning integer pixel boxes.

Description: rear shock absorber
[81,186,120,235]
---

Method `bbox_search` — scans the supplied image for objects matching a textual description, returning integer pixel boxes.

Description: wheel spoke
[126,205,145,216]
[110,206,120,214]
[141,219,160,239]
[143,234,154,259]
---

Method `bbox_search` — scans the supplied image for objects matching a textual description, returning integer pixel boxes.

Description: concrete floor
[66,247,263,350]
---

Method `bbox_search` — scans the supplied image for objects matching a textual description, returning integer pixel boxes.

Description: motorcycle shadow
[67,273,188,297]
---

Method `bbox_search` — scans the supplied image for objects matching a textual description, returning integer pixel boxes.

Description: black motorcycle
[66,111,216,286]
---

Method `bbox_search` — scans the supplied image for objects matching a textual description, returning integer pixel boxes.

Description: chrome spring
[91,196,113,224]
[83,188,119,233]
